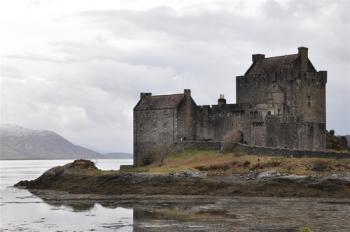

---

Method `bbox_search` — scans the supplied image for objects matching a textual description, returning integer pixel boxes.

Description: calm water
[1,160,350,232]
[0,159,134,231]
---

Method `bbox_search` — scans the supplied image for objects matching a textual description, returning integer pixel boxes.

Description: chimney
[318,70,327,84]
[218,94,226,105]
[298,47,308,71]
[140,92,152,99]
[252,54,265,63]
[184,89,191,97]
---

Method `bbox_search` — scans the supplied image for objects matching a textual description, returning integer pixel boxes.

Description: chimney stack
[184,89,191,97]
[298,47,308,71]
[218,94,226,105]
[252,54,265,63]
[140,92,152,99]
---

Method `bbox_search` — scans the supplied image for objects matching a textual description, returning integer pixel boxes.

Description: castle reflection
[28,190,350,232]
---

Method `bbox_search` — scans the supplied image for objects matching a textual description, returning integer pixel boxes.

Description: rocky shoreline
[15,159,350,198]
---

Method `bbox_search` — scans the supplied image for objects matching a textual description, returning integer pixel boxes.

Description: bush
[311,160,330,172]
[299,227,314,232]
[222,130,243,151]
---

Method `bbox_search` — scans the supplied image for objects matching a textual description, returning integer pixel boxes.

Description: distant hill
[0,124,102,160]
[102,153,133,159]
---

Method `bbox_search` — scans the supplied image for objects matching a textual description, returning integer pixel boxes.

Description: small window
[272,73,277,82]
[268,111,271,115]
[309,125,313,134]
[307,96,311,108]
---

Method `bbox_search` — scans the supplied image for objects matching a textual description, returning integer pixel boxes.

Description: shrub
[299,227,314,232]
[311,160,330,172]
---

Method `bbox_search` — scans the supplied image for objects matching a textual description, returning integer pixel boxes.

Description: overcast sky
[1,0,349,153]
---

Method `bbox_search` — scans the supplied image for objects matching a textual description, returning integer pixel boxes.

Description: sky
[1,0,349,153]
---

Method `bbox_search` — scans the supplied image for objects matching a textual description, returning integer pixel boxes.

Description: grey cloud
[2,0,350,153]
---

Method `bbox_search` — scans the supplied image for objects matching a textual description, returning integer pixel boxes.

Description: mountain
[0,124,101,160]
[102,153,133,159]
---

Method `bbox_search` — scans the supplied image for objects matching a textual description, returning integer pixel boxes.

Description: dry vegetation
[127,149,350,176]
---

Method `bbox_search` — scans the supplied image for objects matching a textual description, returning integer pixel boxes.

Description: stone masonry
[133,47,327,166]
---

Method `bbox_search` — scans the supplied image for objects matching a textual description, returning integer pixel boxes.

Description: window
[272,73,277,82]
[307,96,311,108]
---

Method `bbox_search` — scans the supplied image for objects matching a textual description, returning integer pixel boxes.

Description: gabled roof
[245,54,299,75]
[134,94,185,110]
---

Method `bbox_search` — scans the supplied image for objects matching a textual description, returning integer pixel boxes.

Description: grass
[299,227,314,232]
[122,149,350,176]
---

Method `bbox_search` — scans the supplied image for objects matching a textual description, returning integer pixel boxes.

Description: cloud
[1,0,349,153]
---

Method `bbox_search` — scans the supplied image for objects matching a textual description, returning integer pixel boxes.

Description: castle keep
[134,47,327,166]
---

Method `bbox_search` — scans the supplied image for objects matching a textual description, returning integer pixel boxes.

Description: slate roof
[134,94,185,110]
[245,54,299,75]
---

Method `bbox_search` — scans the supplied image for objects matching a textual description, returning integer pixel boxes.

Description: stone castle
[134,47,327,166]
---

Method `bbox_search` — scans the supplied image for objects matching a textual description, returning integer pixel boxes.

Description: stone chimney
[218,94,226,105]
[184,89,191,97]
[298,47,308,71]
[252,54,265,63]
[140,92,152,99]
[318,70,327,84]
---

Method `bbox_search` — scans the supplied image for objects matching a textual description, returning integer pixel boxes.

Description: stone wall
[235,143,350,159]
[265,115,326,150]
[176,92,197,141]
[195,104,249,142]
[172,141,349,159]
[174,141,222,151]
[134,108,176,166]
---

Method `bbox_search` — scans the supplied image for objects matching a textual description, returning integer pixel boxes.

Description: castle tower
[236,47,327,150]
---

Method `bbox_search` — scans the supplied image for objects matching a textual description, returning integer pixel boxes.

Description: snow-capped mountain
[1,124,54,137]
[0,124,102,160]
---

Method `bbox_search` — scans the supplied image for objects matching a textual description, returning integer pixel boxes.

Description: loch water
[0,159,134,231]
[1,159,350,232]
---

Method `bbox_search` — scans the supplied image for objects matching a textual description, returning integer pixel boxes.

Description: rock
[170,170,207,178]
[67,159,97,170]
[278,174,306,180]
[39,166,65,181]
[14,180,30,187]
[257,170,280,179]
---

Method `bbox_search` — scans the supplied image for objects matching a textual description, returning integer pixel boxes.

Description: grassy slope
[125,149,350,176]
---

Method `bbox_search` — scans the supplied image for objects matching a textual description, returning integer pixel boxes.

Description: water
[0,159,134,231]
[1,160,350,232]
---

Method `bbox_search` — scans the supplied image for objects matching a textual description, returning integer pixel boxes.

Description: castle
[133,47,327,166]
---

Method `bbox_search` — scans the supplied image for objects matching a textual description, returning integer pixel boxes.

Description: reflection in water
[0,159,134,232]
[30,190,350,232]
[1,159,350,231]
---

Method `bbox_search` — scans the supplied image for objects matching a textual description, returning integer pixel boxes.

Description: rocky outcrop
[15,160,350,198]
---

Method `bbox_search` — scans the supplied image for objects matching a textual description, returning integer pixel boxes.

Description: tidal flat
[19,190,350,232]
